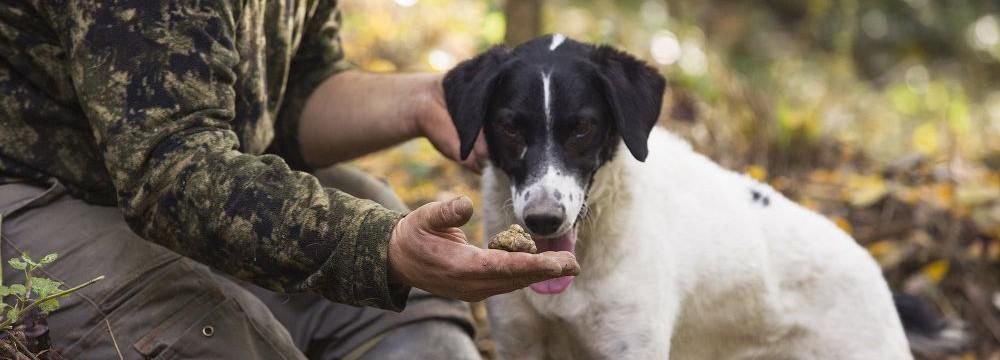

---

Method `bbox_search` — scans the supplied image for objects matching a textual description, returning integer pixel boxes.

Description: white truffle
[488,224,537,253]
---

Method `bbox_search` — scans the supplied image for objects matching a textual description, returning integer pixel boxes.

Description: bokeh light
[650,31,681,65]
[679,40,707,76]
[427,49,456,72]
[861,10,888,39]
[971,15,999,50]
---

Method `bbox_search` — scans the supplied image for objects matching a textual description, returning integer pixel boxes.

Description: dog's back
[630,129,912,358]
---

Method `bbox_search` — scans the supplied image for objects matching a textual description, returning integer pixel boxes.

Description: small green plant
[0,253,104,331]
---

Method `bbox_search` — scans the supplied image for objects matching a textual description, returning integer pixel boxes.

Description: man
[0,0,579,358]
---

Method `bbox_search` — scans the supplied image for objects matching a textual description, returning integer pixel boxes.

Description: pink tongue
[529,229,577,294]
[529,276,575,294]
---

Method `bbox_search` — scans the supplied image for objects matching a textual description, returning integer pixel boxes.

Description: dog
[444,34,949,359]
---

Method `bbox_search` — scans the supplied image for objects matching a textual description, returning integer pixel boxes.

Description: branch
[0,275,104,329]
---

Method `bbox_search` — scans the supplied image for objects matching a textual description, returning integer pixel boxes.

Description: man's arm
[297,70,488,172]
[295,70,579,301]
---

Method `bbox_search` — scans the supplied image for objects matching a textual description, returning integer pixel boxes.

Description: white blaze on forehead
[541,71,553,125]
[511,165,586,234]
[549,33,567,50]
[541,71,556,154]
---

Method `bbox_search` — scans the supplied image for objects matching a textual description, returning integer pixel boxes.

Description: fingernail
[562,260,580,276]
[451,196,472,211]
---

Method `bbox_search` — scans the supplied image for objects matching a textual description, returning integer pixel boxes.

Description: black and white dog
[444,35,937,359]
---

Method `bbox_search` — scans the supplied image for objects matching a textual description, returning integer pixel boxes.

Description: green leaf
[6,308,16,322]
[8,258,27,271]
[40,253,58,265]
[20,253,39,267]
[8,284,26,297]
[31,278,63,299]
[0,286,10,297]
[38,299,59,314]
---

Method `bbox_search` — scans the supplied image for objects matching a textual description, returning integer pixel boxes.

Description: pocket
[129,262,303,360]
[134,297,300,360]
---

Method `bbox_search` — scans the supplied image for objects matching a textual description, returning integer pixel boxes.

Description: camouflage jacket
[0,0,409,310]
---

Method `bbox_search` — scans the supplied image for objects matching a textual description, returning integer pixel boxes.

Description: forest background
[339,0,1000,358]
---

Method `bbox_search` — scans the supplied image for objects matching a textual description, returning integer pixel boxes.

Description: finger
[415,196,474,230]
[466,253,580,296]
[422,103,464,161]
[460,131,488,173]
[538,251,581,276]
[472,131,488,170]
[467,250,579,280]
[461,156,481,174]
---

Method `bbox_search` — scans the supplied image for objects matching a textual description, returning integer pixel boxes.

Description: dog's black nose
[524,214,563,235]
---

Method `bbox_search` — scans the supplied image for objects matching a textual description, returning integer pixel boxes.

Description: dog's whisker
[502,198,514,211]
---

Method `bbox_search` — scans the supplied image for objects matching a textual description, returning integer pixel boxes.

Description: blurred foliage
[340,0,999,357]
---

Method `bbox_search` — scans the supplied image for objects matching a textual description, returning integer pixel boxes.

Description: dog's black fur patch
[443,35,666,192]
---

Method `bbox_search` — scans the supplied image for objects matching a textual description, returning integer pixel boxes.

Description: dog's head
[444,35,665,289]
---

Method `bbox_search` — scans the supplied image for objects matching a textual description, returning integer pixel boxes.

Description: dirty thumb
[423,196,474,229]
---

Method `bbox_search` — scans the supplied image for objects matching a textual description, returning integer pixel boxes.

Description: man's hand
[414,74,488,173]
[389,196,580,302]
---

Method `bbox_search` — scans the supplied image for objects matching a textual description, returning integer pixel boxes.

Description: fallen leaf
[921,259,950,285]
[746,165,768,181]
[832,216,853,235]
[847,175,888,207]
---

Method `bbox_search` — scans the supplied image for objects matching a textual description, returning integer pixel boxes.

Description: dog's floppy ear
[443,46,512,160]
[591,45,667,162]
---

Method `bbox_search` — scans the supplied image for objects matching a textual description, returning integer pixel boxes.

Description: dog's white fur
[483,128,912,359]
[550,33,567,50]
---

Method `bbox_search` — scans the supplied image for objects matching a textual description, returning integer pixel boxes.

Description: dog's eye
[495,114,519,137]
[573,118,595,139]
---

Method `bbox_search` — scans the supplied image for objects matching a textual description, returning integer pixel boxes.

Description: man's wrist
[387,217,410,287]
[409,73,445,141]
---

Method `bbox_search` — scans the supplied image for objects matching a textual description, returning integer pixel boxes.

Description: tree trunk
[504,0,542,46]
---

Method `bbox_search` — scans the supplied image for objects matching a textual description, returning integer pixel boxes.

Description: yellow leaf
[912,122,940,155]
[832,216,853,235]
[866,240,896,258]
[847,175,888,208]
[746,165,768,181]
[799,197,820,211]
[956,183,1000,206]
[931,183,954,208]
[921,259,950,285]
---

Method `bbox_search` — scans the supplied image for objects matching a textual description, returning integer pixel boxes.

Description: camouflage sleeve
[269,0,352,170]
[61,0,410,310]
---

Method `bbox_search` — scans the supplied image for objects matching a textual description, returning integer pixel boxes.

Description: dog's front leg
[572,297,677,359]
[487,292,549,360]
